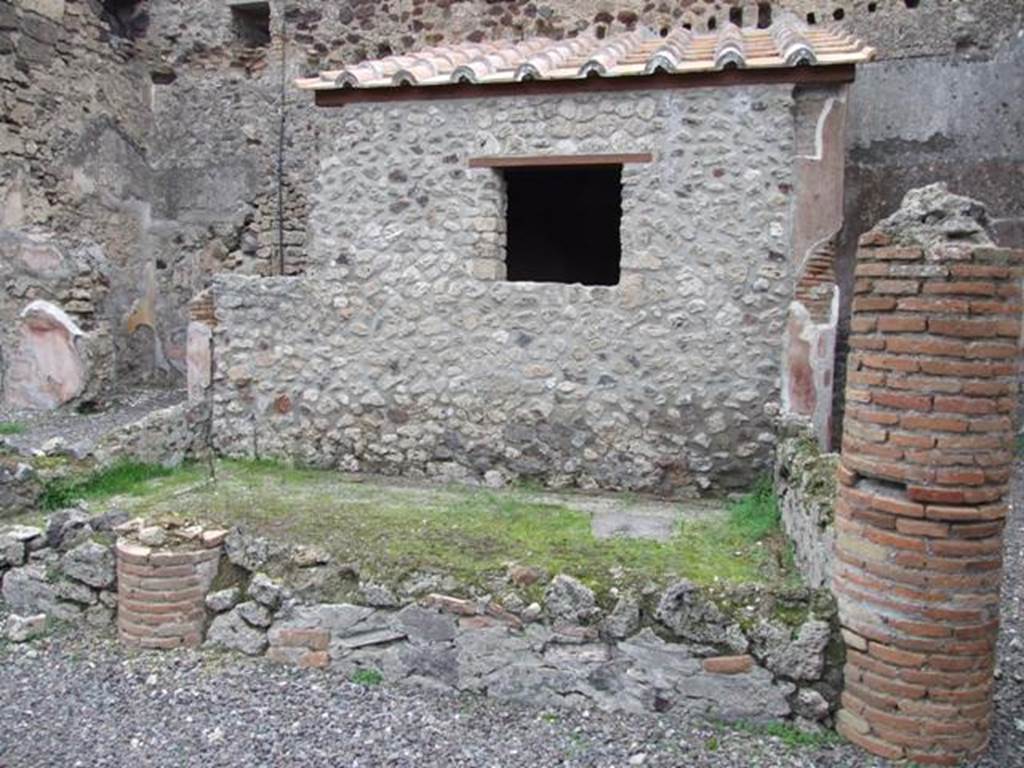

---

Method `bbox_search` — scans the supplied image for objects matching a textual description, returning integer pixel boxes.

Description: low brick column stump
[115,526,226,650]
[834,186,1023,765]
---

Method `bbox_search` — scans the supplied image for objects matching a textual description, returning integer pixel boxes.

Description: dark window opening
[504,166,622,286]
[905,0,920,7]
[757,3,773,28]
[231,2,271,47]
[98,0,148,40]
[833,8,846,21]
[868,2,878,11]
[707,16,718,31]
[729,7,743,26]
[806,12,817,24]
[150,69,177,85]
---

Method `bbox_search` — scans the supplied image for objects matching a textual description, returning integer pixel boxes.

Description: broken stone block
[60,540,116,589]
[237,600,273,628]
[544,574,597,623]
[205,587,241,613]
[55,578,99,605]
[248,573,283,609]
[602,594,641,640]
[396,604,456,643]
[655,580,736,647]
[3,300,87,410]
[754,618,832,681]
[360,581,399,608]
[206,608,268,656]
[0,535,26,568]
[137,526,167,547]
[5,613,47,643]
[2,564,80,621]
[44,507,92,551]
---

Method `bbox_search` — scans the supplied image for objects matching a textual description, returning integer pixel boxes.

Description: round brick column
[834,212,1022,765]
[116,539,222,649]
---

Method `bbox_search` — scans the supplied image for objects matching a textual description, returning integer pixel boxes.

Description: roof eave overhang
[311,63,857,108]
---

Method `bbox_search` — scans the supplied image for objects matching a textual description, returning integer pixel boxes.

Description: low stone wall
[775,424,839,589]
[0,455,40,520]
[93,401,199,468]
[1,507,121,630]
[1,512,844,729]
[196,528,843,726]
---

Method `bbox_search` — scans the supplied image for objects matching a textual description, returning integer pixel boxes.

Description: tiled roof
[296,13,874,92]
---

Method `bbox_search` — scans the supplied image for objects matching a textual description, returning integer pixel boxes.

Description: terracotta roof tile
[297,13,874,92]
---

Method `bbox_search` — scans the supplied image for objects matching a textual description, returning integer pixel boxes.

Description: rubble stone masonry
[211,85,804,495]
[833,186,1023,765]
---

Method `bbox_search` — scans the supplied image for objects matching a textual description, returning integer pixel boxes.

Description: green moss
[726,476,779,541]
[40,461,202,511]
[350,668,383,686]
[89,531,116,548]
[81,459,798,595]
[32,455,71,471]
[725,720,842,749]
[771,603,810,628]
[0,421,25,436]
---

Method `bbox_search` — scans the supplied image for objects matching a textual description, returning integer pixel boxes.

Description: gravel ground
[0,465,1020,768]
[0,388,183,455]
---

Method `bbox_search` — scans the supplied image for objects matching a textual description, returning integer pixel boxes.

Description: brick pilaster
[834,224,1023,764]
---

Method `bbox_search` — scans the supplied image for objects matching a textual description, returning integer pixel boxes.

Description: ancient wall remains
[832,186,1023,764]
[3,1,1021,414]
[0,0,162,392]
[775,423,839,589]
[2,509,843,726]
[209,85,804,495]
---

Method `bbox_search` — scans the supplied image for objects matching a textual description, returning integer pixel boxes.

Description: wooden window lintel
[468,153,652,169]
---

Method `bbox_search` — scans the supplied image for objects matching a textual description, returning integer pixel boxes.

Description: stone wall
[832,186,1022,764]
[0,0,161,393]
[2,510,843,727]
[775,423,838,589]
[209,85,804,495]
[4,0,1021,419]
[1,506,121,629]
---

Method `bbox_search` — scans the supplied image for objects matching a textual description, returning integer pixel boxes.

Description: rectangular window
[230,1,271,47]
[502,164,623,286]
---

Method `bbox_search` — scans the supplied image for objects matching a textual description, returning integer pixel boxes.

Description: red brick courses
[116,540,221,649]
[834,226,1023,764]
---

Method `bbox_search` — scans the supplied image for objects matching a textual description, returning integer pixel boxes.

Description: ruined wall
[3,0,1021,420]
[210,86,801,495]
[0,0,161,396]
[775,423,839,589]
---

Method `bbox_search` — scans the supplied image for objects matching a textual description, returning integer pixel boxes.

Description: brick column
[116,540,221,649]
[833,195,1022,764]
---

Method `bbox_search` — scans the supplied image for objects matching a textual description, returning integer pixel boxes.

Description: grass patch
[350,668,383,686]
[0,421,25,435]
[77,459,795,595]
[726,475,780,542]
[40,461,198,511]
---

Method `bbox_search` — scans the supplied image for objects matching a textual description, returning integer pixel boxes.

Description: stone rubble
[4,612,46,643]
[0,514,843,728]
